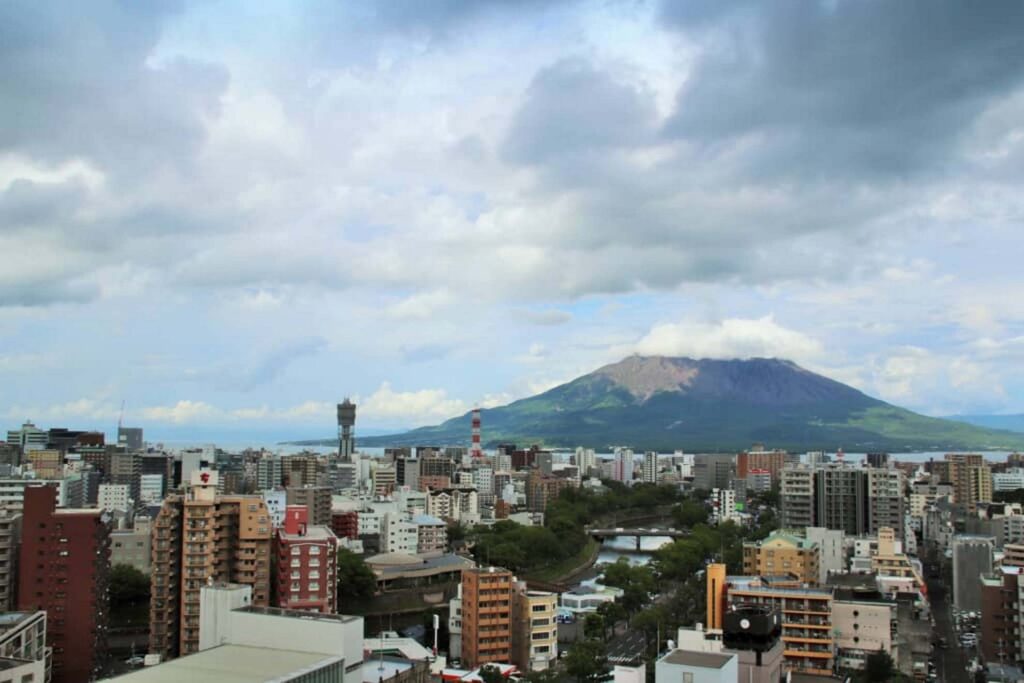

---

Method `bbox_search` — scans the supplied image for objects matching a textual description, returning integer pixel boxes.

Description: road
[926,546,970,682]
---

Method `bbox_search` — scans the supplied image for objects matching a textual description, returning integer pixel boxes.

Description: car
[125,656,145,667]
[935,638,948,649]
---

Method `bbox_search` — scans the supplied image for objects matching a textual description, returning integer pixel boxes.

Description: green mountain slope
[327,356,1024,451]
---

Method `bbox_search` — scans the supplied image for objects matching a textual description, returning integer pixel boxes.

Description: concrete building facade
[460,567,512,668]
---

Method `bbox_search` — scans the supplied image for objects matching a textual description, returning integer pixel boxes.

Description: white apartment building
[382,513,418,554]
[98,483,130,512]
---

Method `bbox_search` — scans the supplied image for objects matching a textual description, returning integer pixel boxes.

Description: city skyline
[4,2,1024,438]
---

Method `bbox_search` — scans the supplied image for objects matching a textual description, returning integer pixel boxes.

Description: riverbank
[525,538,600,584]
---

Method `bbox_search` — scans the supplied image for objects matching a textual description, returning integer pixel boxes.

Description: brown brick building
[274,505,338,613]
[18,484,111,683]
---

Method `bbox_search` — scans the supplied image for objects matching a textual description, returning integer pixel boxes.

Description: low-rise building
[111,515,153,574]
[655,649,738,683]
[413,514,447,554]
[511,581,557,672]
[0,611,49,683]
[742,531,820,585]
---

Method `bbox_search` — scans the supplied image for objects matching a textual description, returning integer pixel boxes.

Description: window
[683,675,693,683]
[291,547,301,556]
[310,546,321,555]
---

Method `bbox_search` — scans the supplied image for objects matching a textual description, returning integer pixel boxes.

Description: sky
[3,1,1024,442]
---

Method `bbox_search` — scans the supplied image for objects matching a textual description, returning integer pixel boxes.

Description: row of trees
[468,483,687,575]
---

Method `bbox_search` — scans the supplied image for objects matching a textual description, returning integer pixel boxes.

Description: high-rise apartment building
[612,448,633,483]
[780,464,904,538]
[642,452,658,484]
[18,484,111,683]
[109,450,142,504]
[981,566,1024,667]
[149,470,273,660]
[461,567,513,668]
[273,505,338,613]
[0,509,22,611]
[525,471,577,513]
[282,454,325,488]
[256,454,282,491]
[943,454,993,513]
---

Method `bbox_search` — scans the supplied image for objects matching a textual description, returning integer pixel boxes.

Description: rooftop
[661,650,734,669]
[234,605,361,624]
[98,645,341,682]
[279,526,336,540]
[411,513,445,526]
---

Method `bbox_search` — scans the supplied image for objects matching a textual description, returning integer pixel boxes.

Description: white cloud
[386,290,454,320]
[140,400,220,424]
[360,382,467,423]
[632,316,824,363]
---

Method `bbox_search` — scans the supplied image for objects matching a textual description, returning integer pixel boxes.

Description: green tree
[859,650,897,682]
[600,558,656,614]
[565,639,608,683]
[337,549,377,602]
[672,500,708,528]
[525,669,561,683]
[479,665,505,683]
[583,613,606,641]
[109,563,150,607]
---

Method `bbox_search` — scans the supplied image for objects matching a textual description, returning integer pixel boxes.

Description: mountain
[311,356,1024,452]
[946,414,1024,434]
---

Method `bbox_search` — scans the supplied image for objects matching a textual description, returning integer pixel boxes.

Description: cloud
[660,0,1024,180]
[514,309,572,326]
[633,316,824,362]
[140,400,220,424]
[360,382,467,424]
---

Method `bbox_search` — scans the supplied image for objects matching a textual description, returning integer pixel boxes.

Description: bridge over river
[585,526,688,551]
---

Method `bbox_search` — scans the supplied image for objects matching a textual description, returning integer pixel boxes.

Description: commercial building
[0,510,22,611]
[510,580,557,672]
[282,454,326,488]
[461,566,513,668]
[832,597,897,671]
[6,421,47,452]
[117,426,144,451]
[952,535,995,613]
[804,527,844,585]
[18,484,111,683]
[373,464,397,497]
[148,470,273,660]
[0,611,49,683]
[27,449,62,478]
[742,531,820,585]
[641,452,658,484]
[105,582,364,683]
[694,454,735,491]
[274,505,338,613]
[736,447,788,483]
[109,451,142,503]
[140,474,164,505]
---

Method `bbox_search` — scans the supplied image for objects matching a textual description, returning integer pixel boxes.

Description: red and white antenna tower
[471,407,483,458]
